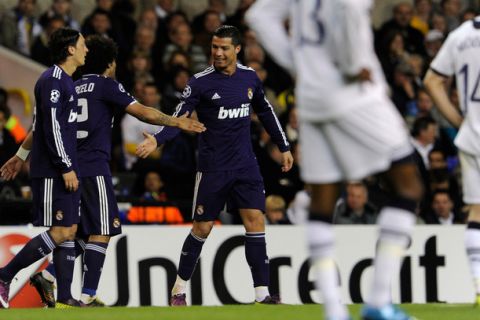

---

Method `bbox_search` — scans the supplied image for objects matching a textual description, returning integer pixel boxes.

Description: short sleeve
[102,79,136,109]
[430,33,456,77]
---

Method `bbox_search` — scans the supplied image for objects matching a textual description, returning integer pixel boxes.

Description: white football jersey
[246,0,388,121]
[430,17,480,155]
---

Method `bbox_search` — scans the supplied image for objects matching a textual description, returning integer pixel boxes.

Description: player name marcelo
[75,82,95,94]
[217,104,250,119]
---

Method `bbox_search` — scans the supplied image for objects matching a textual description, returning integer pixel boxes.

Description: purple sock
[45,238,85,278]
[177,231,205,281]
[0,232,56,282]
[245,232,269,287]
[82,242,108,296]
[53,241,76,301]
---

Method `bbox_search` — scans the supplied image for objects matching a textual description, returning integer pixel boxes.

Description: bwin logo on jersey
[218,104,250,119]
[68,109,78,123]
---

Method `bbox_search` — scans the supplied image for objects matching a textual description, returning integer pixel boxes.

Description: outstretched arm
[125,102,205,133]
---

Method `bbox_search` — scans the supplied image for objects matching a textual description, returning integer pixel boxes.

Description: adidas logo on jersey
[212,92,221,100]
[217,104,250,119]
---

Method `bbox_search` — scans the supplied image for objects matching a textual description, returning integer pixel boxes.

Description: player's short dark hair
[213,25,241,46]
[49,28,81,64]
[80,35,118,75]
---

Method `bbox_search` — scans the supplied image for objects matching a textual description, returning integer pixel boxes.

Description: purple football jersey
[30,65,79,178]
[154,64,289,172]
[74,74,135,176]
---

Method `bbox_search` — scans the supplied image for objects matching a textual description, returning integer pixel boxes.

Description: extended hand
[176,112,206,133]
[62,170,79,192]
[0,155,24,180]
[136,132,158,158]
[281,151,294,172]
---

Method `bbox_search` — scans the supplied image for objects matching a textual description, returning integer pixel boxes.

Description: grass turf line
[0,304,476,320]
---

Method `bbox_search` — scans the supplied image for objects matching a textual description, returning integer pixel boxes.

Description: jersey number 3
[77,98,88,139]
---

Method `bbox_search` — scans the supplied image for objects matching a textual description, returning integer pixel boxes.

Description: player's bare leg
[170,221,212,306]
[362,161,422,320]
[307,182,350,319]
[239,209,279,304]
[465,205,480,306]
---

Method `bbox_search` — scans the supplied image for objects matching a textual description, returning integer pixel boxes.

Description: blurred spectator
[162,66,191,115]
[140,171,168,201]
[243,43,265,64]
[123,50,154,92]
[162,22,208,73]
[226,0,256,29]
[415,88,435,118]
[391,62,418,116]
[82,0,115,35]
[121,82,163,169]
[333,182,378,225]
[155,0,175,19]
[257,141,303,204]
[193,10,222,56]
[461,7,477,22]
[375,2,426,57]
[440,0,461,32]
[0,0,42,56]
[424,189,464,224]
[378,30,411,85]
[246,61,281,115]
[0,104,19,166]
[165,50,192,73]
[0,88,27,144]
[192,0,227,32]
[82,8,112,38]
[411,116,438,170]
[426,148,462,211]
[410,0,433,35]
[265,195,290,225]
[424,29,445,63]
[430,11,448,36]
[39,0,79,31]
[31,15,65,66]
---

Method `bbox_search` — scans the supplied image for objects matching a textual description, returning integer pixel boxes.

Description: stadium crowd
[0,0,478,225]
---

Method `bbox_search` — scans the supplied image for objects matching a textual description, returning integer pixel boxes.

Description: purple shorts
[31,177,81,227]
[192,166,266,221]
[79,176,121,237]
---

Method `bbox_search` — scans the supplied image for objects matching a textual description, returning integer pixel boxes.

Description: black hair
[49,28,81,64]
[213,25,241,46]
[79,35,118,75]
[411,116,436,137]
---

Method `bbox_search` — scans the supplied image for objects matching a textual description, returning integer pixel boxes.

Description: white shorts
[459,150,480,204]
[299,94,413,183]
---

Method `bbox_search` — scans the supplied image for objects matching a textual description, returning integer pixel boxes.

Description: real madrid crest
[247,88,253,100]
[55,210,64,221]
[196,205,204,215]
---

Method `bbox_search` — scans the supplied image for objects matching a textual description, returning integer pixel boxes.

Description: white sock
[367,208,415,308]
[254,286,269,302]
[307,221,348,319]
[465,227,480,295]
[171,275,188,295]
[42,269,55,283]
[80,293,95,304]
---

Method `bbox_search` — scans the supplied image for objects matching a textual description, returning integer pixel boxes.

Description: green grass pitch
[0,304,476,320]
